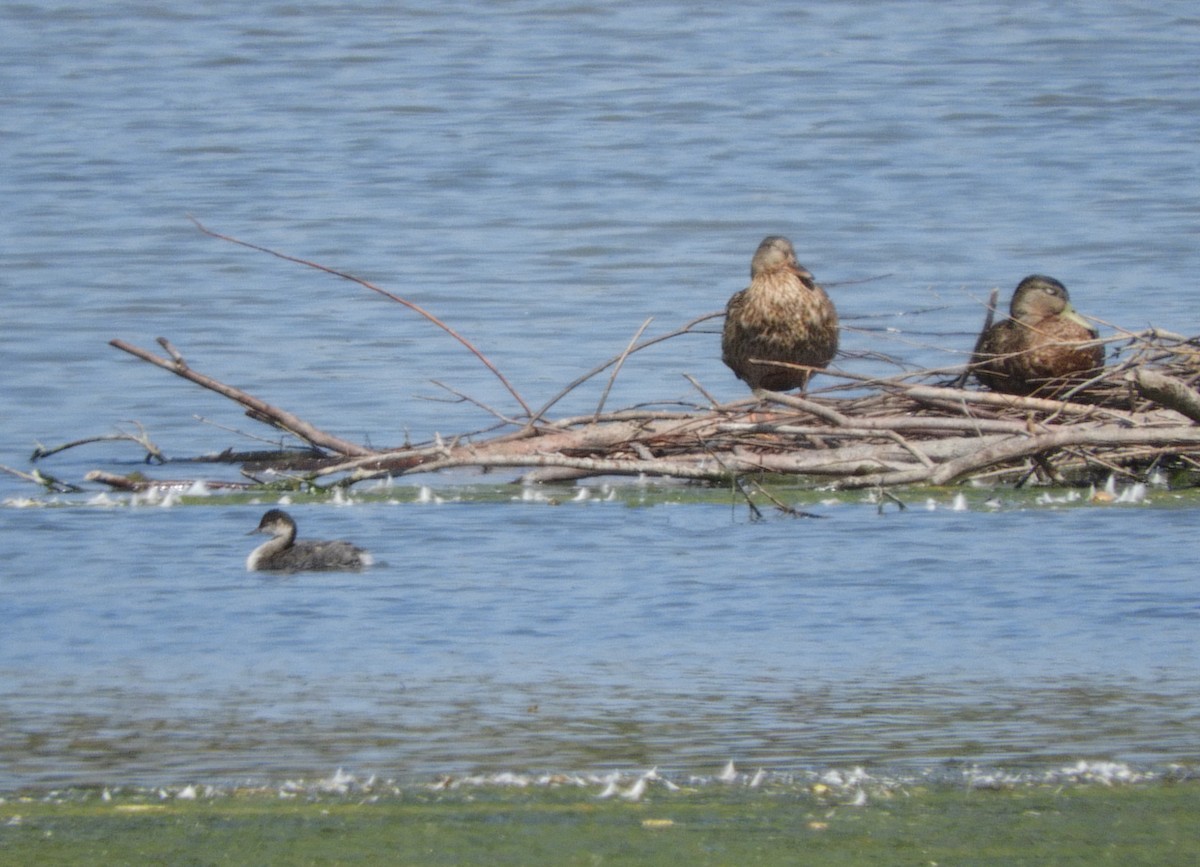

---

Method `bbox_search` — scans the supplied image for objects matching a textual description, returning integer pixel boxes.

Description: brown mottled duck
[721,235,839,392]
[971,274,1104,396]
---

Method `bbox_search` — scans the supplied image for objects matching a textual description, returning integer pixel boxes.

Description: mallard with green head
[721,235,839,392]
[971,274,1104,396]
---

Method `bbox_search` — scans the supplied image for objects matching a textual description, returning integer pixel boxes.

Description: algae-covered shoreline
[4,773,1199,866]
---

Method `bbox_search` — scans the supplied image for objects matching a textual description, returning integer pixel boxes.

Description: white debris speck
[1117,482,1146,504]
[620,777,647,802]
[317,768,356,795]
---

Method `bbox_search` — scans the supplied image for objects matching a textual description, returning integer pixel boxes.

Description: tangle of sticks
[21,225,1200,496]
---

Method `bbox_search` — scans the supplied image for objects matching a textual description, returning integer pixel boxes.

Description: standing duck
[721,235,839,392]
[971,275,1104,397]
[246,509,373,572]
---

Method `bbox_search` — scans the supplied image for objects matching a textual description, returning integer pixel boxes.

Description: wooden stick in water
[109,338,375,457]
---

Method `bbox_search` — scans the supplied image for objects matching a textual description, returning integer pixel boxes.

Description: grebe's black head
[250,509,297,537]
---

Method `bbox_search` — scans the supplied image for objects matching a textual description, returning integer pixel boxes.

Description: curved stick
[109,338,374,457]
[188,216,532,419]
[594,317,652,422]
[930,425,1200,485]
[1130,369,1200,423]
[529,311,723,424]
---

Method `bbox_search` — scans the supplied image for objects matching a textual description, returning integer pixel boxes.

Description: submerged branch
[84,470,260,492]
[2,463,84,493]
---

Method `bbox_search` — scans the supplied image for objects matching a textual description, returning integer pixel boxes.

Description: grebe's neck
[245,518,296,571]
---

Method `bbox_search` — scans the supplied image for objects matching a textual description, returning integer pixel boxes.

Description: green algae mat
[4,782,1199,866]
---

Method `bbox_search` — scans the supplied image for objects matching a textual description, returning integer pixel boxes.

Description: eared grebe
[721,235,839,392]
[971,275,1104,396]
[245,509,373,572]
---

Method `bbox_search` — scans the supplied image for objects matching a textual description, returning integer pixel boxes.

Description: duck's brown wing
[722,277,839,391]
[972,317,1103,396]
[720,288,749,376]
[1012,317,1105,394]
[970,320,1020,392]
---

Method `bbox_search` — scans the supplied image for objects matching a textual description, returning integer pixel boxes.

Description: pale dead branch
[108,338,373,457]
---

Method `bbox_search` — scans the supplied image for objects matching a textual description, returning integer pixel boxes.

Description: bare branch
[109,338,374,457]
[929,426,1200,485]
[1130,369,1200,423]
[84,470,259,492]
[32,423,164,464]
[2,463,84,493]
[188,216,532,418]
[595,317,653,422]
[528,311,722,424]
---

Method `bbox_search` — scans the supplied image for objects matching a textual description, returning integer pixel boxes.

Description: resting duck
[721,235,839,392]
[970,274,1104,397]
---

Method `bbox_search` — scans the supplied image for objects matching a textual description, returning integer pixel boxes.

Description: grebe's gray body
[246,509,372,572]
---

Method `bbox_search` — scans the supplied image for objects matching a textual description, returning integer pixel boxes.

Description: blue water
[2,1,1200,790]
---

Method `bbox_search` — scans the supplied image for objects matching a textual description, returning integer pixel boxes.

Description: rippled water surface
[4,499,1199,788]
[2,1,1200,790]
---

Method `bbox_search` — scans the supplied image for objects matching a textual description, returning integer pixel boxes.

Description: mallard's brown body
[721,236,839,392]
[971,275,1104,396]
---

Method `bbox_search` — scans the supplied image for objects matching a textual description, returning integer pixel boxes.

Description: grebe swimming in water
[246,509,373,572]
